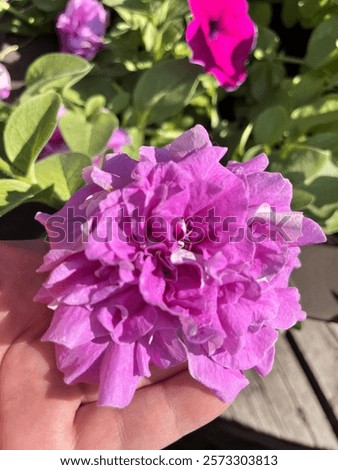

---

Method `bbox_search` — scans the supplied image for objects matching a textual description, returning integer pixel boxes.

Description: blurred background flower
[186,0,256,90]
[0,63,11,100]
[56,0,109,60]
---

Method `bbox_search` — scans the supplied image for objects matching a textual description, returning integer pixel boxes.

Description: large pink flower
[186,0,257,90]
[35,126,325,408]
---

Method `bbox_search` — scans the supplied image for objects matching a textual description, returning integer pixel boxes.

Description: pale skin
[0,240,228,450]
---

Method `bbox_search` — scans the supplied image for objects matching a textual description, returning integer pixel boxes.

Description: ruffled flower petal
[99,343,141,408]
[187,349,249,403]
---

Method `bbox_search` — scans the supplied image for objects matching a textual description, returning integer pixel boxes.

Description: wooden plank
[221,335,338,449]
[291,319,338,417]
[291,246,338,322]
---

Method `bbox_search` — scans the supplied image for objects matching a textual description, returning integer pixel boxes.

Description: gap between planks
[221,333,338,449]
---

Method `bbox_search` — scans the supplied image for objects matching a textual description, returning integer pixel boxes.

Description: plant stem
[276,55,305,65]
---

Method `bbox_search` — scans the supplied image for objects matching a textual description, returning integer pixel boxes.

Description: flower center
[209,20,218,39]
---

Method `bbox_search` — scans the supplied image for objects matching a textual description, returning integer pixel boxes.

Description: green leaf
[167,0,190,17]
[0,179,41,216]
[305,157,338,209]
[292,94,338,118]
[281,0,299,28]
[110,89,130,114]
[298,0,323,18]
[253,27,280,60]
[290,94,338,135]
[0,158,18,179]
[305,17,338,68]
[142,22,158,52]
[31,0,66,12]
[249,2,272,26]
[121,126,144,159]
[35,152,91,207]
[285,147,338,231]
[25,53,92,97]
[104,0,148,12]
[4,93,61,178]
[248,61,285,102]
[298,0,334,27]
[59,110,118,157]
[327,71,338,89]
[0,101,11,123]
[115,2,149,28]
[305,133,338,162]
[134,59,199,125]
[293,322,303,331]
[253,106,289,145]
[323,210,338,234]
[102,0,125,6]
[308,176,338,209]
[291,188,315,210]
[285,146,331,184]
[156,19,185,59]
[289,73,324,108]
[85,95,107,117]
[0,104,11,159]
[72,76,117,105]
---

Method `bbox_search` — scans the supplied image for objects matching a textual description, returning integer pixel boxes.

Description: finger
[75,369,228,450]
[0,340,82,449]
[0,240,48,361]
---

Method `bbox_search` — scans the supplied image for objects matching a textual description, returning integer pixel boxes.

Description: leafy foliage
[212,0,338,234]
[0,0,338,233]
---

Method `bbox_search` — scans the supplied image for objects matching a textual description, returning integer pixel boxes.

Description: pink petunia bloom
[186,0,257,91]
[107,128,131,154]
[56,0,109,60]
[35,125,325,408]
[0,63,11,100]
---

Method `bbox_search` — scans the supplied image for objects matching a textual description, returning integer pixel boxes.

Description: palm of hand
[0,240,227,450]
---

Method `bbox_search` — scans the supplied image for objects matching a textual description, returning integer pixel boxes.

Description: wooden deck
[222,323,337,449]
[170,245,338,450]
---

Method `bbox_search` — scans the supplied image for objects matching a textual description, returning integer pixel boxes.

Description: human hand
[0,240,227,450]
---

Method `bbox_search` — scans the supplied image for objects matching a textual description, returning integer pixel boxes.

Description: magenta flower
[0,64,11,100]
[35,125,325,408]
[56,0,109,60]
[186,0,257,91]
